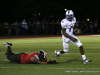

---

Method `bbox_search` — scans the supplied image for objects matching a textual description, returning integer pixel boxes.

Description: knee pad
[63,42,69,53]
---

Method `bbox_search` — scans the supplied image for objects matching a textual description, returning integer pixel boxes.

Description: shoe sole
[5,42,12,46]
[83,60,92,64]
[55,51,59,59]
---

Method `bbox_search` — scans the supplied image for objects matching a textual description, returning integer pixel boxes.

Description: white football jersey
[61,17,76,36]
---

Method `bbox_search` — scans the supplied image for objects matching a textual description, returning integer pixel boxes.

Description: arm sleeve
[73,17,76,23]
[61,20,66,28]
[34,55,40,63]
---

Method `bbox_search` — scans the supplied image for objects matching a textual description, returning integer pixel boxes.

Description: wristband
[70,36,73,39]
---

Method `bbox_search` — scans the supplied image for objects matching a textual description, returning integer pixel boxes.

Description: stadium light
[87,19,89,21]
[39,13,41,15]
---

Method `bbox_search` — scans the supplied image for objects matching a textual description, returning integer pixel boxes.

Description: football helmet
[66,10,74,21]
[38,50,46,61]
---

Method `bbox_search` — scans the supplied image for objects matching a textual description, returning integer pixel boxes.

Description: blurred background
[0,0,100,36]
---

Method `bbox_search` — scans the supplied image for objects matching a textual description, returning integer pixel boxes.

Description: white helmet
[66,10,74,21]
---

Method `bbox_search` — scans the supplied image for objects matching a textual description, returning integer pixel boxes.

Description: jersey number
[69,26,73,32]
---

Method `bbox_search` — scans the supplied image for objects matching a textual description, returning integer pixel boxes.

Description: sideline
[0,34,100,40]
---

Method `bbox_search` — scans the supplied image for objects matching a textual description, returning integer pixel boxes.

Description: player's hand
[47,60,58,64]
[72,38,78,42]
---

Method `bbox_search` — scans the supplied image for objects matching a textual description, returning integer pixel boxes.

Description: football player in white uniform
[55,10,92,64]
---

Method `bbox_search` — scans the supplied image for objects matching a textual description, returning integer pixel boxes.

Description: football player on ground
[55,9,92,64]
[5,42,57,64]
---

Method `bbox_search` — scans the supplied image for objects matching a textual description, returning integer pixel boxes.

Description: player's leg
[71,35,92,64]
[60,42,69,54]
[5,42,14,60]
[79,46,92,64]
[55,42,69,59]
[55,36,69,59]
[5,42,22,63]
[9,53,23,63]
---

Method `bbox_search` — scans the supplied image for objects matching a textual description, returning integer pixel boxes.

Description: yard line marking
[0,59,8,61]
[0,60,9,61]
[0,52,100,54]
[0,52,30,53]
[0,44,100,46]
[0,67,100,69]
[49,68,100,69]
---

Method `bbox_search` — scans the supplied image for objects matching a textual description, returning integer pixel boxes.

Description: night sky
[0,0,100,23]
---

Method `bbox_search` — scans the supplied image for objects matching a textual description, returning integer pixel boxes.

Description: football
[74,28,82,34]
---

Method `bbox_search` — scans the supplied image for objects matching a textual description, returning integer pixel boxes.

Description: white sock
[82,55,86,60]
[57,51,60,55]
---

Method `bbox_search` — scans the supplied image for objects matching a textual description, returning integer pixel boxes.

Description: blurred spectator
[11,22,15,35]
[32,20,36,35]
[21,20,28,35]
[15,26,19,35]
[18,21,22,35]
[75,20,82,29]
[11,21,19,25]
[55,20,61,34]
[7,26,11,36]
[82,21,87,34]
[78,21,82,29]
[4,21,9,35]
[49,20,55,34]
[89,21,94,34]
[0,22,4,36]
[42,20,48,35]
[11,21,19,35]
[15,21,20,35]
[36,20,41,35]
[75,21,79,28]
[86,22,89,34]
[1,19,100,36]
[28,21,33,35]
[93,21,98,33]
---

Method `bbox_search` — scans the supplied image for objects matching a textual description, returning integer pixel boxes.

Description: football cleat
[5,53,7,55]
[83,59,92,64]
[55,50,60,59]
[5,42,12,47]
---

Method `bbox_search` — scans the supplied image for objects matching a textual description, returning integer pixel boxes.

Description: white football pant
[62,35,82,53]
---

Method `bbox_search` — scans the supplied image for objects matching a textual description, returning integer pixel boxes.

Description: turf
[0,36,100,75]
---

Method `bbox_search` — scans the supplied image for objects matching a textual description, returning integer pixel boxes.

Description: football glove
[47,60,58,64]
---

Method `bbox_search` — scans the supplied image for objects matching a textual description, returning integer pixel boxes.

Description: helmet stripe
[41,50,46,58]
[68,10,70,14]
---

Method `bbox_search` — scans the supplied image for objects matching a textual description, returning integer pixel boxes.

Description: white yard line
[0,52,100,54]
[0,67,100,70]
[49,68,100,69]
[0,44,100,46]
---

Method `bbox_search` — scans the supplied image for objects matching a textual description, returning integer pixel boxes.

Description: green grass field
[0,36,100,75]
